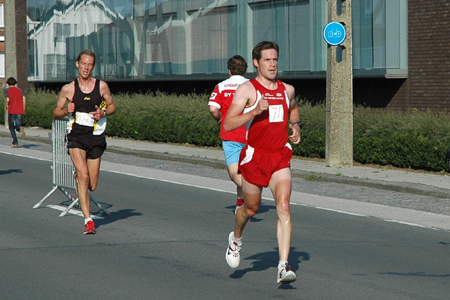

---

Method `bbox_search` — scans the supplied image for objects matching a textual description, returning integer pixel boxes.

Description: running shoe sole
[277,270,297,284]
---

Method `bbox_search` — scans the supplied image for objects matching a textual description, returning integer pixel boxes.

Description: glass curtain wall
[352,0,407,77]
[26,0,407,81]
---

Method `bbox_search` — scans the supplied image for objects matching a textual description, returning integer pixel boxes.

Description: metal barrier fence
[33,117,110,217]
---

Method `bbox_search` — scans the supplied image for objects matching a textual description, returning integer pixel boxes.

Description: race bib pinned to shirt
[75,112,95,127]
[269,105,284,123]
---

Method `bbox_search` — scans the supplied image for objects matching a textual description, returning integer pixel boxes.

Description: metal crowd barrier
[33,117,110,217]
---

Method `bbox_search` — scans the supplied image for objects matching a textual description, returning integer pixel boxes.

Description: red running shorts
[238,144,293,187]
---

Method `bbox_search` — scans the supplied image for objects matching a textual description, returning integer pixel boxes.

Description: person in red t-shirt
[208,55,248,214]
[4,77,26,148]
[223,41,301,284]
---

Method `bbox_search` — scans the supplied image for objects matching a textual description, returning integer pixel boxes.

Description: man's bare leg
[234,178,262,239]
[226,177,262,268]
[227,163,244,213]
[87,157,101,191]
[227,163,242,187]
[269,168,293,261]
[269,168,296,283]
[69,148,91,219]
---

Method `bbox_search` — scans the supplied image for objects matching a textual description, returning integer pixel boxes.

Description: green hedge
[2,89,450,172]
[353,133,447,170]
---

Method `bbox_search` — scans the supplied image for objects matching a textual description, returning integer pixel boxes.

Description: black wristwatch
[103,109,107,117]
[291,121,302,129]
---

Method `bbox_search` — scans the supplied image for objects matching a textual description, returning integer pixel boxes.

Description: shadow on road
[229,247,310,287]
[0,168,23,175]
[20,143,45,150]
[94,208,142,228]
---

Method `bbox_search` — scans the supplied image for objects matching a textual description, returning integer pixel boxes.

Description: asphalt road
[1,142,450,299]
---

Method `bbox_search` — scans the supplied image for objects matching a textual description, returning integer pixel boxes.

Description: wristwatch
[103,109,107,117]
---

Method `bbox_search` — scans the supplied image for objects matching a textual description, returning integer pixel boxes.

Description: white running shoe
[277,262,297,284]
[225,232,241,268]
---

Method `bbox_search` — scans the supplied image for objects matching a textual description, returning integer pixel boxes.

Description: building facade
[18,0,450,109]
[390,0,450,110]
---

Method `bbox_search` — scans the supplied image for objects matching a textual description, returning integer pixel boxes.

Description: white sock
[232,232,242,244]
[279,260,288,267]
[84,218,93,225]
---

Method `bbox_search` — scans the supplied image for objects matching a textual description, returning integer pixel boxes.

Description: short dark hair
[6,77,17,86]
[77,50,96,66]
[252,41,279,62]
[227,55,247,76]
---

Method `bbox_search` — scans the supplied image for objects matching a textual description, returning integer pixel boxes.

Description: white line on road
[3,146,450,231]
[46,205,104,219]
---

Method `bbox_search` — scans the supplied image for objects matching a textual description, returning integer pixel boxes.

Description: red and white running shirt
[208,75,248,143]
[243,79,291,151]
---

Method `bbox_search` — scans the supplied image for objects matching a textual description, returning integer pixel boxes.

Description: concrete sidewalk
[2,125,450,198]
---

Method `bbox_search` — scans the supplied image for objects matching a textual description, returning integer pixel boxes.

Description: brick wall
[388,0,450,110]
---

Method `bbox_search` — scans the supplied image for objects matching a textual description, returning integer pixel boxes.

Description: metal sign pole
[324,0,353,167]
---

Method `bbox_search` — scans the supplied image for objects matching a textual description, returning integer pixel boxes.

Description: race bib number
[75,112,95,127]
[269,105,284,123]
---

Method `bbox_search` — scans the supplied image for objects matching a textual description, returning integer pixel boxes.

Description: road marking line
[3,148,450,231]
[0,149,52,161]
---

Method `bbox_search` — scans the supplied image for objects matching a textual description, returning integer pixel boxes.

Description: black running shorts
[67,128,106,159]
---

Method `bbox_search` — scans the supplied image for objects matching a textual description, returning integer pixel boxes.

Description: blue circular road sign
[323,22,346,46]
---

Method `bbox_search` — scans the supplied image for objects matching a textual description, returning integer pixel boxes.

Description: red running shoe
[83,220,96,235]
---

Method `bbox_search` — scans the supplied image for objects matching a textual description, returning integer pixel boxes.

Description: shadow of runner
[21,144,44,149]
[94,209,143,228]
[0,169,23,175]
[229,247,310,285]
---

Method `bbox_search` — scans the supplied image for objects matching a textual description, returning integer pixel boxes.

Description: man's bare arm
[224,81,268,132]
[209,105,221,124]
[100,81,116,116]
[53,83,74,119]
[285,83,301,144]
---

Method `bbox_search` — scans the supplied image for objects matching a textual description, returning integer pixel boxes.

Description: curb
[2,130,450,199]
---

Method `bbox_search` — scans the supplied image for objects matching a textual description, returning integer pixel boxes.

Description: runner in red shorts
[223,41,301,284]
